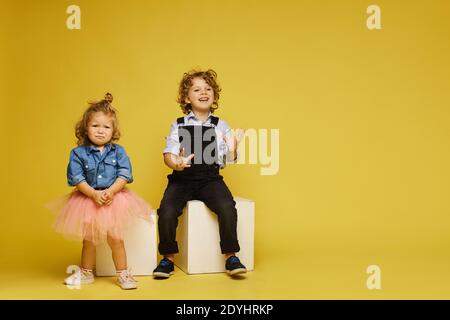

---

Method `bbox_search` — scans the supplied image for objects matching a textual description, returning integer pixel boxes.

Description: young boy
[153,69,247,278]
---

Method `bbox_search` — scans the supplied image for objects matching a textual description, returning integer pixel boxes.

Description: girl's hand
[101,189,115,206]
[224,129,245,153]
[174,147,195,171]
[92,190,106,206]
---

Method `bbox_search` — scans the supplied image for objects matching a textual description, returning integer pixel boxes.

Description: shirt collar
[86,143,115,153]
[186,111,212,122]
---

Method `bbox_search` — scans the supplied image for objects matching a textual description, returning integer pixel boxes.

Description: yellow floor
[2,249,450,300]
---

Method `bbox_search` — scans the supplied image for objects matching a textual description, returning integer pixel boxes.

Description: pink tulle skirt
[49,188,153,245]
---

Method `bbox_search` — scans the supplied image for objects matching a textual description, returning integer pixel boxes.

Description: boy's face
[185,77,215,113]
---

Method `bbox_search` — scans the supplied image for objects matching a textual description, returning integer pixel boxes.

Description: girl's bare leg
[81,239,96,270]
[107,235,127,270]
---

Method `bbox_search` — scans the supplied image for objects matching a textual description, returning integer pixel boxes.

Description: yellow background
[1,0,450,299]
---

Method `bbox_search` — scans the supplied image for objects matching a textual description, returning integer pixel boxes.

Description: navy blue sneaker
[225,256,247,276]
[153,258,174,278]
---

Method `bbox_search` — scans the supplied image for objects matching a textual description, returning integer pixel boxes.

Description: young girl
[52,93,152,290]
[153,69,247,278]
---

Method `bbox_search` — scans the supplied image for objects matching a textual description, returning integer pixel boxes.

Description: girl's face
[86,112,114,147]
[185,77,215,113]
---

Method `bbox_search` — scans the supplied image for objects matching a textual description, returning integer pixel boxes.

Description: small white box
[95,212,157,276]
[174,197,254,274]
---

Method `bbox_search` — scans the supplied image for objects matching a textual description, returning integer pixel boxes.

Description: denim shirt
[163,111,236,168]
[67,143,133,189]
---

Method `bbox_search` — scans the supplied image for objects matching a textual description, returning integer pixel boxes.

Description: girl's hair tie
[104,92,113,104]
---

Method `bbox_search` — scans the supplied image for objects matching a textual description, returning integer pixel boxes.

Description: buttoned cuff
[117,169,133,183]
[67,175,86,187]
[163,145,181,156]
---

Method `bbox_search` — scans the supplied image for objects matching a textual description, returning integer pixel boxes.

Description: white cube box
[174,197,254,274]
[95,212,157,276]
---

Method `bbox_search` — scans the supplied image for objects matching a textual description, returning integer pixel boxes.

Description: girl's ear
[184,96,191,104]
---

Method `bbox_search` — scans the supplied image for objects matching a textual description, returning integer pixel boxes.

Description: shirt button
[85,165,89,168]
[98,175,102,179]
[112,160,116,163]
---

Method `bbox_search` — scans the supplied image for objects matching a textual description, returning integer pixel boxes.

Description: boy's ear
[184,97,191,104]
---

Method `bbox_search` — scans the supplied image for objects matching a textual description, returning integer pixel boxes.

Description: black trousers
[157,175,240,255]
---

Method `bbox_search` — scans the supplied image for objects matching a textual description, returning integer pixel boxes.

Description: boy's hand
[174,147,195,171]
[224,129,245,153]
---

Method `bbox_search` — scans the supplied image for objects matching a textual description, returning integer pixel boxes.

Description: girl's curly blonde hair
[177,69,221,114]
[75,93,121,146]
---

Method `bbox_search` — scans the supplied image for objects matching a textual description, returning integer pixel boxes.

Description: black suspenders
[173,115,221,179]
[210,116,219,126]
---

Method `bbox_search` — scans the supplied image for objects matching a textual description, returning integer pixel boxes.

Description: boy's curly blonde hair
[177,69,221,114]
[75,93,121,146]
